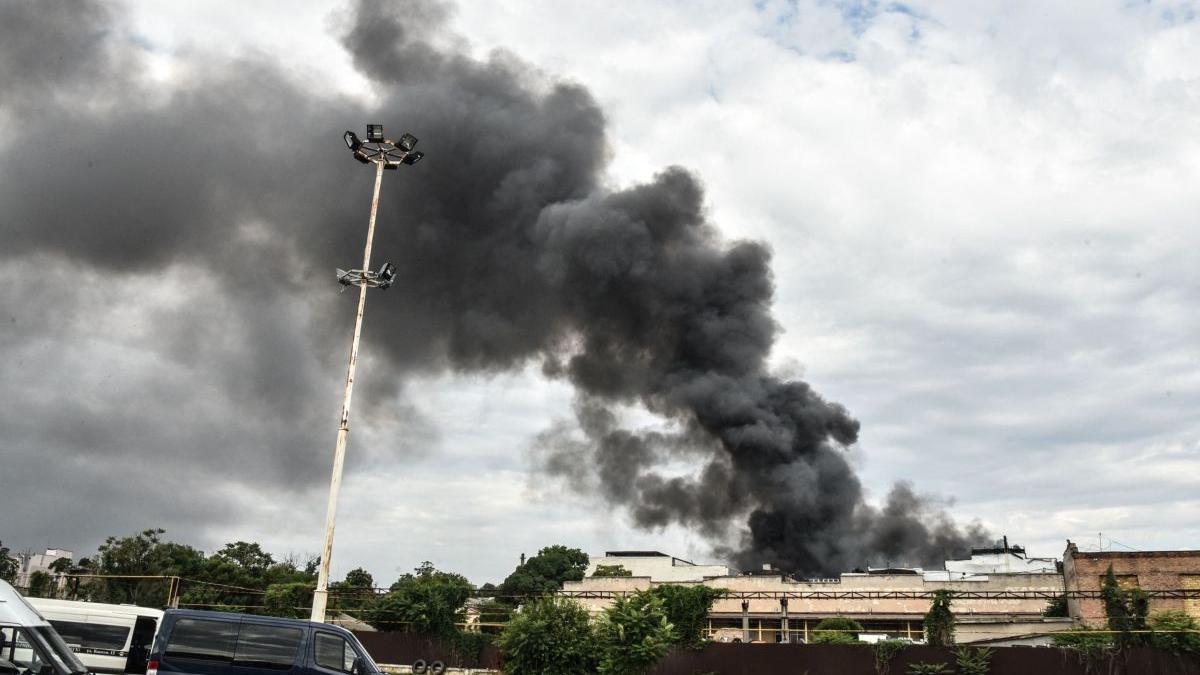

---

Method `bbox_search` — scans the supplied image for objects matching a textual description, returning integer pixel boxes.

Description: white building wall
[586,554,729,582]
[17,548,74,587]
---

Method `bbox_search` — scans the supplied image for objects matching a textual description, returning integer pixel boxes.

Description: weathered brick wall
[1063,542,1200,626]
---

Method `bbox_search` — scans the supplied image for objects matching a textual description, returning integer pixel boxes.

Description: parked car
[147,610,381,675]
[27,599,163,675]
[0,581,91,675]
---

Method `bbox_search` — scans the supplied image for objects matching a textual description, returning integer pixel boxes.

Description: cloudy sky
[1,0,1197,585]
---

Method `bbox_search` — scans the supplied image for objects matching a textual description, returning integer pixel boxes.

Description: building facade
[1062,541,1200,626]
[17,548,73,587]
[565,547,1071,644]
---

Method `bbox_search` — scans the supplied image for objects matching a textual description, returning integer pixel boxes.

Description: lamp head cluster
[343,124,424,169]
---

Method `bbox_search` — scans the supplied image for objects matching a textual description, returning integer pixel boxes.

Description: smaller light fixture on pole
[312,125,423,623]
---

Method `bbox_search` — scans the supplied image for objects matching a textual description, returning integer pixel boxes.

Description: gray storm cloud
[0,0,986,574]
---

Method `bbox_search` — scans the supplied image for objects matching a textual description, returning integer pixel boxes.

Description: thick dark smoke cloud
[0,0,986,574]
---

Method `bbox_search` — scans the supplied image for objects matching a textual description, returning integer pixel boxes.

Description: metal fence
[652,644,1200,675]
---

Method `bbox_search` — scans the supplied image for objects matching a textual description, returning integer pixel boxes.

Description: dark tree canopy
[370,562,473,635]
[499,546,589,601]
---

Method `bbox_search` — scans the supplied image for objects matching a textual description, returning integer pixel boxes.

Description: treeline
[5,530,741,672]
[2,530,603,629]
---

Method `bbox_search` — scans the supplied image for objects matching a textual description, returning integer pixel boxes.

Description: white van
[0,580,90,675]
[24,600,161,675]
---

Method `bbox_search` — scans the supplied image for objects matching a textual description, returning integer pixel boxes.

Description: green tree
[27,571,54,598]
[809,617,863,644]
[212,542,274,575]
[369,562,473,635]
[1042,594,1068,617]
[93,529,177,605]
[649,586,725,649]
[496,597,596,675]
[0,543,18,584]
[499,546,589,603]
[592,565,633,578]
[330,567,376,613]
[344,567,374,588]
[1148,611,1200,655]
[48,557,73,575]
[263,582,314,619]
[1101,565,1149,648]
[594,591,676,675]
[923,591,955,647]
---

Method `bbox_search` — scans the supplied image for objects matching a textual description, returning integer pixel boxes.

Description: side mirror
[352,657,365,675]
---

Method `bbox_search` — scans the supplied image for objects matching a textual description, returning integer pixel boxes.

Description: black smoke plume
[0,0,986,573]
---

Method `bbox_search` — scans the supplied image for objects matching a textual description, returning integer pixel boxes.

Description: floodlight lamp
[353,151,370,164]
[343,131,361,151]
[378,262,395,281]
[398,133,418,152]
[401,151,424,165]
[366,124,384,141]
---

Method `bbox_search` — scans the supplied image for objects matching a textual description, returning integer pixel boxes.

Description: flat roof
[604,551,669,557]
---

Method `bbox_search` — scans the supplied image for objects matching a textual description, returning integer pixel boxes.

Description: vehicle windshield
[0,625,88,675]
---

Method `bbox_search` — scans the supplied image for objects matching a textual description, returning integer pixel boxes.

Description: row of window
[165,619,355,672]
[47,621,131,651]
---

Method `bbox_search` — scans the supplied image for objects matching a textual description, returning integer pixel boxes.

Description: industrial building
[1062,541,1200,626]
[563,545,1072,644]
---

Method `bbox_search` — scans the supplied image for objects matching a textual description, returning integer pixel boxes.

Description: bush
[1148,610,1200,655]
[263,582,313,618]
[496,597,596,675]
[1052,629,1113,651]
[27,571,55,598]
[810,617,864,644]
[907,663,950,675]
[594,591,676,675]
[1042,594,1069,617]
[954,646,993,675]
[649,586,725,649]
[874,640,908,675]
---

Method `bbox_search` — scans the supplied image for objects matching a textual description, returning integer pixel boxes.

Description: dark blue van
[146,611,381,675]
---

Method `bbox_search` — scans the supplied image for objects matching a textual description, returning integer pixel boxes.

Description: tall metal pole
[311,160,386,622]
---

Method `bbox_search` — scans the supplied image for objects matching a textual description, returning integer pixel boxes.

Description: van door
[157,618,239,675]
[124,617,158,675]
[308,633,357,675]
[228,624,303,675]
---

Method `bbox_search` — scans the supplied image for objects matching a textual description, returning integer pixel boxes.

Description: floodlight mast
[312,125,422,623]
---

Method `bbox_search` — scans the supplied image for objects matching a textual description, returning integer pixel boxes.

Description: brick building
[1062,541,1200,626]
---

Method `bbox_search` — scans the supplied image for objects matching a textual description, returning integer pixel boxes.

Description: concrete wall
[585,555,730,582]
[1063,542,1200,626]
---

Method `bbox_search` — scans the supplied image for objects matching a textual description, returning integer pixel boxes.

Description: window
[313,634,355,674]
[48,621,130,651]
[164,619,238,663]
[233,625,302,670]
